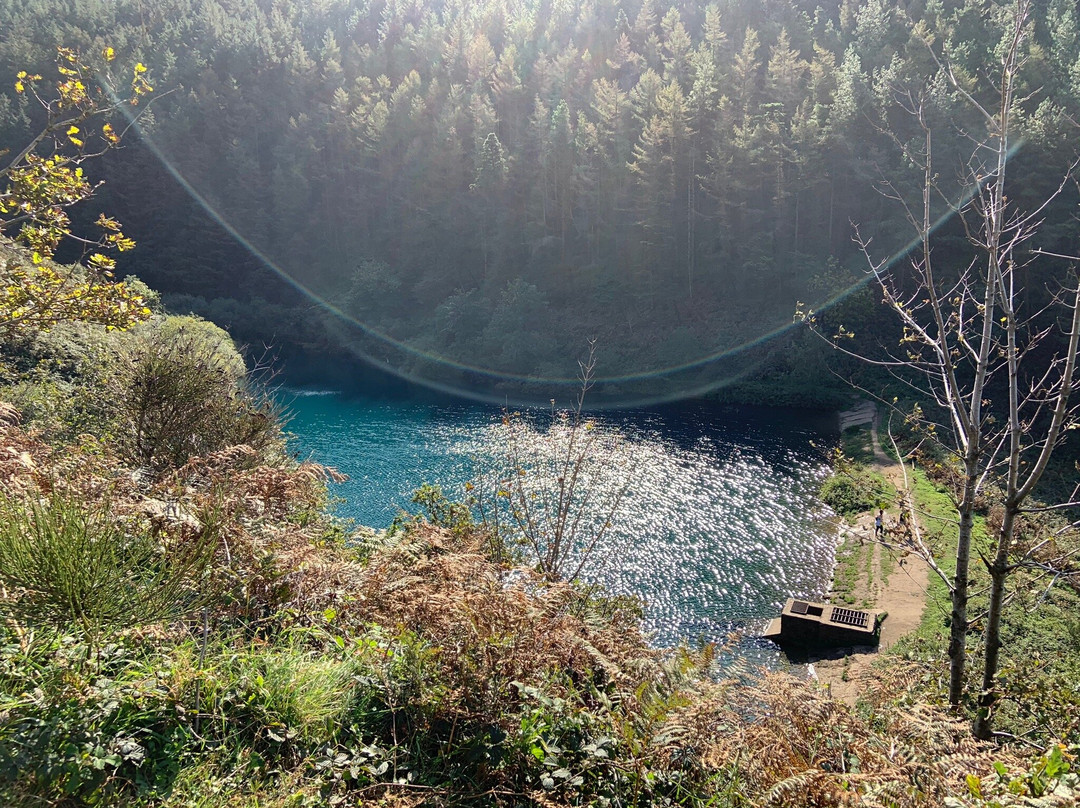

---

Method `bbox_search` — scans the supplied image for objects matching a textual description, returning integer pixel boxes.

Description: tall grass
[226,644,363,747]
[0,491,216,657]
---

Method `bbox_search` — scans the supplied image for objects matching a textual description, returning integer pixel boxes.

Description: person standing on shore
[874,509,884,540]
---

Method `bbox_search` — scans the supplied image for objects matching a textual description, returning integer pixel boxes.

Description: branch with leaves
[0,46,154,338]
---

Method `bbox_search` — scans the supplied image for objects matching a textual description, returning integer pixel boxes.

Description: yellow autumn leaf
[88,253,116,271]
[102,46,115,62]
[96,214,122,231]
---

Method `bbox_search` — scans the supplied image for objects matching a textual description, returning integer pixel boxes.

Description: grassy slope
[823,419,1079,742]
[887,460,1080,743]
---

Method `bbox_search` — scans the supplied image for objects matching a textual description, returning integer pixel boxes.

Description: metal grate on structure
[829,607,870,628]
[790,600,810,615]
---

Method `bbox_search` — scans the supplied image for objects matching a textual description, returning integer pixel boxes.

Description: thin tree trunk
[975,505,1015,736]
[976,281,1080,737]
[913,125,988,709]
[975,251,1023,736]
[950,477,976,706]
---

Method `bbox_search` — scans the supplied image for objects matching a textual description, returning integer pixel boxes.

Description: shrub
[820,469,890,517]
[225,645,363,748]
[114,315,280,471]
[474,345,635,581]
[0,320,125,441]
[0,647,189,805]
[393,483,475,538]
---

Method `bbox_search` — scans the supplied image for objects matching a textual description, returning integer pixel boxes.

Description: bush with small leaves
[114,315,280,472]
[820,468,891,517]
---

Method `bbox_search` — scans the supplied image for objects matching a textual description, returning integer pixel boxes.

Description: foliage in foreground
[0,490,217,654]
[0,402,1077,808]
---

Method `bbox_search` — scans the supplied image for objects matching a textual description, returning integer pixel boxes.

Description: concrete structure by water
[763,599,879,649]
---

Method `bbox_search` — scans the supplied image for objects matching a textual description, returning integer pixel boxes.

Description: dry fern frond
[662,667,1026,808]
[0,402,20,426]
[764,768,837,806]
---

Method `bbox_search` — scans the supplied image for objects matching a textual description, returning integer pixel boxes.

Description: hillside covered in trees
[2,3,1080,804]
[2,0,1079,400]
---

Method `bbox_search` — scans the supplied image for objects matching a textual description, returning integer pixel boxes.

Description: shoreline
[271,342,854,411]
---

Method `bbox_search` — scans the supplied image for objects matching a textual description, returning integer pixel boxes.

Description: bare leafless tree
[799,0,1080,724]
[475,342,636,582]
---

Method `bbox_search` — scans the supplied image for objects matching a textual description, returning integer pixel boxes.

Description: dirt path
[812,404,931,704]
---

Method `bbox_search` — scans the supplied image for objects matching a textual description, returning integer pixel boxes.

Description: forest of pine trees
[2,0,1079,398]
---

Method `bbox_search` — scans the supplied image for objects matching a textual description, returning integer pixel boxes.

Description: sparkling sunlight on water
[285,391,839,665]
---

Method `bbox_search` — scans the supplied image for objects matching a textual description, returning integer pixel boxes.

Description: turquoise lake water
[283,389,839,659]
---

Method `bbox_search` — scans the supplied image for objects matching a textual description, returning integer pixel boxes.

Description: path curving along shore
[812,403,931,704]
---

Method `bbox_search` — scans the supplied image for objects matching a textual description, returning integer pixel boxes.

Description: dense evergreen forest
[2,0,1080,400]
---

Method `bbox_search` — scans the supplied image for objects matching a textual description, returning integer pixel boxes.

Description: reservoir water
[284,388,839,662]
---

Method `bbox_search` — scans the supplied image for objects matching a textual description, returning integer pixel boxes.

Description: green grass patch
[879,541,896,588]
[889,469,967,662]
[841,424,876,465]
[862,539,876,609]
[831,536,866,606]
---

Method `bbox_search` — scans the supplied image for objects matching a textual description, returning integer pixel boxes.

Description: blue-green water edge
[283,390,840,664]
